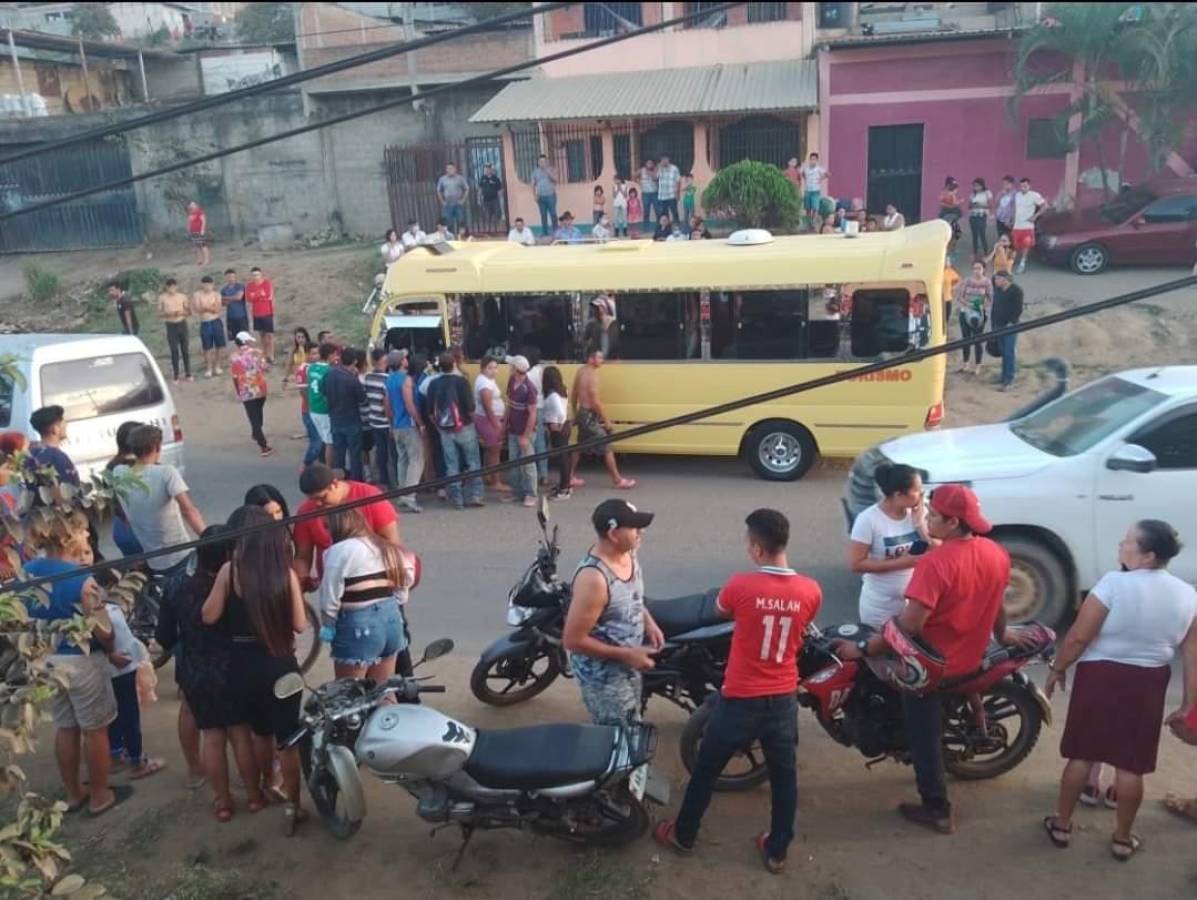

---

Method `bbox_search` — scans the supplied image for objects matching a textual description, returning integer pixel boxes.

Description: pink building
[818,29,1197,222]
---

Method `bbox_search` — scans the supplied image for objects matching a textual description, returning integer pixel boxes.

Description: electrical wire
[0,0,745,222]
[0,2,570,168]
[8,268,1197,593]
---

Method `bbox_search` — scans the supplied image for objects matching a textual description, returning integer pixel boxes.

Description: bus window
[807,288,845,359]
[507,293,573,362]
[615,292,686,360]
[732,289,807,360]
[461,295,509,360]
[850,289,911,358]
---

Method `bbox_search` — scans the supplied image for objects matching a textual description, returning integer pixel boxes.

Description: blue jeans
[331,421,364,482]
[658,197,679,222]
[441,202,465,235]
[372,426,394,488]
[113,516,143,557]
[902,691,949,811]
[999,332,1018,385]
[533,417,548,480]
[506,433,538,502]
[676,694,798,860]
[641,191,658,227]
[302,411,323,466]
[330,601,407,667]
[108,671,143,762]
[536,195,557,236]
[439,423,483,507]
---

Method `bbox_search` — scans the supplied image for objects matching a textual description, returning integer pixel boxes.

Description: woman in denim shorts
[317,508,417,680]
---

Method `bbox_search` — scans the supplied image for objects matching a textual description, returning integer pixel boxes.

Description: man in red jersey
[655,508,821,874]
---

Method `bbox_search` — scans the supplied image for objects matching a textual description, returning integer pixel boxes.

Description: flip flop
[213,799,234,823]
[1110,833,1142,862]
[613,478,636,490]
[1161,793,1197,825]
[1043,815,1072,848]
[754,832,785,875]
[87,784,134,819]
[652,819,693,856]
[129,758,166,780]
[185,774,207,791]
[65,795,90,815]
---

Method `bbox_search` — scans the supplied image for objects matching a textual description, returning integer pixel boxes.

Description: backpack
[432,376,464,432]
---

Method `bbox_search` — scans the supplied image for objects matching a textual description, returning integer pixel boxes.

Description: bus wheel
[745,421,817,481]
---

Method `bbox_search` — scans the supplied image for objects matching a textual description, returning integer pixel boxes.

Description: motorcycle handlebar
[420,685,446,693]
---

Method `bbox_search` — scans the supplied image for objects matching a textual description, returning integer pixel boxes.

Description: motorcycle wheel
[299,737,362,840]
[679,698,771,792]
[944,681,1042,781]
[546,785,650,848]
[470,648,560,706]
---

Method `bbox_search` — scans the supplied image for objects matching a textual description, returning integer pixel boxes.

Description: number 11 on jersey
[760,615,793,663]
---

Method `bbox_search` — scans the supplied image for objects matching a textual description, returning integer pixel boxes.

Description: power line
[0,1,746,222]
[0,2,570,168]
[9,267,1197,594]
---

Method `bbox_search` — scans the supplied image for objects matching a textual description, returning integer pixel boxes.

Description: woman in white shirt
[541,365,575,501]
[318,508,417,682]
[968,178,993,259]
[848,463,933,628]
[473,355,508,494]
[1044,519,1197,860]
[380,229,404,266]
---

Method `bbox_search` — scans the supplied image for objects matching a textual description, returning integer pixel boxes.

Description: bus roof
[383,221,951,296]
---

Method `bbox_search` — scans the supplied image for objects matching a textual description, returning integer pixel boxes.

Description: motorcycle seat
[646,589,723,638]
[465,723,617,790]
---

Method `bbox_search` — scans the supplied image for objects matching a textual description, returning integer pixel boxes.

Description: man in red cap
[835,484,1027,834]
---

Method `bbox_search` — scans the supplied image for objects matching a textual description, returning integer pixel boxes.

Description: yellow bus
[370,222,950,480]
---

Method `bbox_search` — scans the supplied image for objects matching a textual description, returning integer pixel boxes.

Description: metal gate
[0,139,143,253]
[382,136,508,237]
[866,123,924,222]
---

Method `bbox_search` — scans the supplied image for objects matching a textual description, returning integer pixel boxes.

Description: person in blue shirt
[27,405,78,486]
[24,513,132,817]
[553,211,583,244]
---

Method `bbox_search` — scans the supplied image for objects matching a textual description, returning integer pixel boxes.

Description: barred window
[638,121,694,174]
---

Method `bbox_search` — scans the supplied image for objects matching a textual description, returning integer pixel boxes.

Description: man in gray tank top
[563,500,665,726]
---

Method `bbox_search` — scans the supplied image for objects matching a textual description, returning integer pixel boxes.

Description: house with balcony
[470,2,821,234]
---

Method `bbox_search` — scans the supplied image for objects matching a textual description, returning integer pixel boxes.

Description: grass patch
[23,264,61,303]
[543,850,656,900]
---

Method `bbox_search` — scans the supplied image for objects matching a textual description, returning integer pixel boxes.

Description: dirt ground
[3,239,1197,899]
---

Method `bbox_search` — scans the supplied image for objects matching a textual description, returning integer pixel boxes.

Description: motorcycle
[471,503,734,720]
[681,621,1056,788]
[275,638,669,856]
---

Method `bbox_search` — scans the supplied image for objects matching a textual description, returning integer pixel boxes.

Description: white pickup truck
[842,366,1197,624]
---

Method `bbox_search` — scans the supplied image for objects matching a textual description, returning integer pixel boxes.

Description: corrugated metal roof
[469,59,817,123]
[821,25,1026,49]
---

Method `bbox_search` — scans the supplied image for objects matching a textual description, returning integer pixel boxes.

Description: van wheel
[744,421,817,481]
[1069,243,1108,275]
[998,535,1069,626]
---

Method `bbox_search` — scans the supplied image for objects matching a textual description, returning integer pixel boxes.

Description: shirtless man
[570,348,635,489]
[191,275,226,377]
[157,278,192,383]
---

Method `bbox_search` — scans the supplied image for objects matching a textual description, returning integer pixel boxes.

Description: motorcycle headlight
[507,604,535,626]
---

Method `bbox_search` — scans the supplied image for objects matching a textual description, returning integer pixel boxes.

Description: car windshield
[1010,376,1166,457]
[1099,187,1156,224]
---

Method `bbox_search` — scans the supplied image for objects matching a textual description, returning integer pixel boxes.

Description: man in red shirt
[835,484,1025,834]
[656,509,822,874]
[245,266,276,365]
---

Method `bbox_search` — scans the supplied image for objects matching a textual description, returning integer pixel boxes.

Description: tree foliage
[70,3,121,41]
[701,160,802,231]
[1012,3,1197,196]
[236,2,296,44]
[461,2,532,20]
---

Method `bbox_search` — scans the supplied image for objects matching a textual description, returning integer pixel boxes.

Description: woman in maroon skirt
[1043,520,1197,861]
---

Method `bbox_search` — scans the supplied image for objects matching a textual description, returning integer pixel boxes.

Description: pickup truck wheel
[999,535,1069,625]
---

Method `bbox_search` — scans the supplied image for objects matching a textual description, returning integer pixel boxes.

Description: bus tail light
[925,402,944,430]
[172,414,184,444]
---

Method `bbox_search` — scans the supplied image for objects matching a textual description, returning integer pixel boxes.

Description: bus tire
[744,421,817,482]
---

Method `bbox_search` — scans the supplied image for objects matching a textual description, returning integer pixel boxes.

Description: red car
[1036,178,1197,274]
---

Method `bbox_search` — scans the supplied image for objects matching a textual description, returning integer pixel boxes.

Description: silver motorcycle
[273,640,668,860]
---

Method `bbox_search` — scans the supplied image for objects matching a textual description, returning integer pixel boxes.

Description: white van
[0,334,184,481]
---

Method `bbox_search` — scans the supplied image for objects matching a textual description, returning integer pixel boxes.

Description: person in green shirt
[682,174,698,225]
[307,342,335,466]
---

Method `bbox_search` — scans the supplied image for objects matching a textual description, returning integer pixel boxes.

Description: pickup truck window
[1010,377,1165,457]
[1134,410,1197,469]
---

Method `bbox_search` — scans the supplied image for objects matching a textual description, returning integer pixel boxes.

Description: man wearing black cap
[834,484,1028,834]
[563,499,665,726]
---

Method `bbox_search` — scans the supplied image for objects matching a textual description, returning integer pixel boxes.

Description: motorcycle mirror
[420,638,454,663]
[273,672,305,699]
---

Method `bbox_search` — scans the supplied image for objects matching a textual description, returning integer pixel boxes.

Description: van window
[0,372,12,427]
[40,353,166,421]
[730,290,807,360]
[615,293,687,360]
[850,289,912,357]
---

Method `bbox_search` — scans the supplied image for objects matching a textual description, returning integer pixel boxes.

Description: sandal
[246,793,268,814]
[129,758,166,780]
[1102,786,1118,810]
[283,803,309,837]
[1161,793,1197,825]
[613,478,636,490]
[652,819,693,856]
[754,831,785,875]
[1043,815,1072,848]
[1110,833,1142,862]
[88,784,134,819]
[185,774,207,791]
[65,794,90,815]
[213,799,234,823]
[1079,785,1100,807]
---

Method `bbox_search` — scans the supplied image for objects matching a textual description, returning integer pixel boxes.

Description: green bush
[114,267,165,300]
[701,160,802,232]
[22,264,61,303]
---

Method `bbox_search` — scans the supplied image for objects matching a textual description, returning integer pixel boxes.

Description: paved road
[182,440,860,656]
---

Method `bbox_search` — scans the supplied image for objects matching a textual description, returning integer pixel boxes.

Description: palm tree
[1011,3,1197,198]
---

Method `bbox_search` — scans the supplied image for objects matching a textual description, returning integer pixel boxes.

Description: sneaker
[521,497,538,508]
[550,489,571,502]
[897,801,955,835]
[754,832,785,874]
[215,367,223,375]
[653,820,694,856]
[260,446,275,458]
[1016,261,1026,274]
[1080,785,1101,807]
[400,503,423,514]
[465,499,486,508]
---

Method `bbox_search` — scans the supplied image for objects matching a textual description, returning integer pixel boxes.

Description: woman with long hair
[474,355,509,495]
[541,365,575,501]
[105,421,144,557]
[318,508,416,682]
[245,484,290,522]
[283,327,312,386]
[203,505,309,834]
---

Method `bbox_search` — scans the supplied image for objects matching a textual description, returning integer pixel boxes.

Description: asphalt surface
[182,442,860,656]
